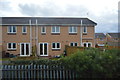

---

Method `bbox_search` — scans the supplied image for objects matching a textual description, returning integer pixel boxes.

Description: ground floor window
[20,43,30,56]
[83,42,92,47]
[39,43,48,56]
[7,43,16,50]
[52,42,61,49]
[70,42,78,46]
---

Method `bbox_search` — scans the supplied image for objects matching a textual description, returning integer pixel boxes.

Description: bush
[62,48,120,78]
[10,48,120,78]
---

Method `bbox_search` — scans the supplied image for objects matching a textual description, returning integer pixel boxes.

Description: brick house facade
[1,17,97,57]
[106,33,120,47]
[95,33,107,47]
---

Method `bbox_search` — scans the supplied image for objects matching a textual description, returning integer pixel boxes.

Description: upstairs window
[8,26,17,33]
[7,43,16,50]
[22,26,27,33]
[52,43,60,49]
[41,27,46,33]
[70,42,78,46]
[69,26,77,33]
[83,26,87,33]
[52,26,60,33]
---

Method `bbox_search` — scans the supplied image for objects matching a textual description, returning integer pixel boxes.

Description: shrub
[62,48,120,78]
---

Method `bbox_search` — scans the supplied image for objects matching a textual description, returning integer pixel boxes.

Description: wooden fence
[1,65,77,79]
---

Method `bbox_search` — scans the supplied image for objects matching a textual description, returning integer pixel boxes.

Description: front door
[20,43,30,56]
[39,43,48,56]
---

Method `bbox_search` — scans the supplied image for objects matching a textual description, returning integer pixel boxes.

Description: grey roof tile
[108,33,120,38]
[1,17,97,25]
[95,33,106,38]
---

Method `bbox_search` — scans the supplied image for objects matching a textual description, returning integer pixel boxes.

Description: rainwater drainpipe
[35,19,38,56]
[80,20,83,47]
[29,19,32,55]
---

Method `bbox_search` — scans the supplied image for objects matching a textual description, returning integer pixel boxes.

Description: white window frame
[20,43,30,56]
[83,26,87,33]
[39,43,48,56]
[7,26,17,33]
[7,43,17,50]
[52,42,61,49]
[69,26,77,33]
[22,26,27,33]
[41,26,46,33]
[83,42,92,47]
[51,26,60,33]
[70,42,78,46]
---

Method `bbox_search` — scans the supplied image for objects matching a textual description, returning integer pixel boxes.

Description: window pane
[69,27,72,32]
[42,27,45,33]
[26,44,29,55]
[8,26,12,32]
[23,26,26,33]
[84,43,86,47]
[8,43,11,48]
[73,27,77,32]
[56,27,59,32]
[44,43,47,55]
[52,43,55,48]
[57,43,60,48]
[13,43,16,48]
[75,43,77,46]
[70,43,73,46]
[52,27,55,32]
[88,43,91,47]
[13,26,16,32]
[40,44,43,55]
[21,44,24,55]
[83,27,87,33]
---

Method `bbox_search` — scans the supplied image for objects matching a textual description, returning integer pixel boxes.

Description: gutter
[29,19,32,55]
[35,19,38,56]
[80,20,83,47]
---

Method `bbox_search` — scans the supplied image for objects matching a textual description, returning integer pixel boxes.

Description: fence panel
[2,65,77,79]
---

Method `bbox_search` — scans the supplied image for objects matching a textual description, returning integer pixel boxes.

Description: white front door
[39,43,48,56]
[20,43,30,56]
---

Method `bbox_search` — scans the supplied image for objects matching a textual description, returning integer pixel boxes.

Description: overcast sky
[0,0,119,33]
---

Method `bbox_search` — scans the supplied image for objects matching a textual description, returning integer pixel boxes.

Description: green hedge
[62,48,120,78]
[10,48,120,78]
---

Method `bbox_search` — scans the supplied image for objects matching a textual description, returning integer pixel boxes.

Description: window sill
[22,33,27,35]
[69,33,77,35]
[40,55,48,56]
[7,33,16,35]
[7,49,16,51]
[51,33,60,35]
[52,49,61,51]
[83,33,87,35]
[20,55,30,57]
[41,33,46,35]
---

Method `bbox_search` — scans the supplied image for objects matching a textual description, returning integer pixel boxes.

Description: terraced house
[95,33,107,47]
[1,17,97,57]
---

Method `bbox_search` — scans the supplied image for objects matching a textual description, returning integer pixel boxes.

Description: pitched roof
[108,33,120,38]
[95,33,106,38]
[1,17,97,26]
